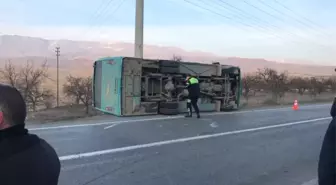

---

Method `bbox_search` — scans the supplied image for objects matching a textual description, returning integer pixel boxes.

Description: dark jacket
[331,97,335,118]
[0,124,60,185]
[186,77,200,98]
[318,118,335,185]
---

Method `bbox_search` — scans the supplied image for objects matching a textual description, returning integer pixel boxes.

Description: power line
[183,0,269,32]
[66,0,118,40]
[188,0,301,43]
[241,0,333,51]
[83,0,117,33]
[256,0,331,40]
[218,0,313,40]
[212,0,308,43]
[90,0,115,20]
[179,0,335,63]
[82,0,123,39]
[183,0,332,54]
[242,0,283,21]
[273,0,335,41]
[205,0,311,46]
[90,0,126,40]
[273,0,333,37]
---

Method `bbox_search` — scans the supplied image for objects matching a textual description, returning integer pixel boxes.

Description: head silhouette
[0,84,26,130]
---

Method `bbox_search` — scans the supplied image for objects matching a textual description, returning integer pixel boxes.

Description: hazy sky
[0,0,335,65]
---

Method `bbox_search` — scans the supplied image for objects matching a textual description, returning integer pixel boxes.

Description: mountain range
[0,34,335,77]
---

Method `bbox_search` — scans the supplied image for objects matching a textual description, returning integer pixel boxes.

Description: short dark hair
[0,84,26,125]
[185,73,192,78]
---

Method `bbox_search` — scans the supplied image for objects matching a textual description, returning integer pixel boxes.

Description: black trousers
[187,97,200,116]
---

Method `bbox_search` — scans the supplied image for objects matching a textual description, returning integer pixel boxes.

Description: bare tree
[242,74,259,103]
[172,55,182,62]
[27,87,54,111]
[0,60,51,111]
[63,75,82,105]
[308,77,326,98]
[321,77,336,92]
[81,77,93,113]
[257,68,289,103]
[19,61,50,110]
[63,75,93,114]
[42,91,55,109]
[308,77,318,98]
[331,77,336,93]
[289,77,309,95]
[0,60,21,87]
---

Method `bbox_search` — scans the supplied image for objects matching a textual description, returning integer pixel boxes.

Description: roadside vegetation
[0,60,97,123]
[242,68,336,107]
[0,59,334,123]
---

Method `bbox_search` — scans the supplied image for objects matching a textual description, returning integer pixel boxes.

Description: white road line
[104,123,120,130]
[29,116,180,131]
[301,178,317,185]
[28,103,329,131]
[59,117,331,161]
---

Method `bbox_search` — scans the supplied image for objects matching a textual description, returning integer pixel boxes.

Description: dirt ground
[26,92,335,124]
[241,92,335,108]
[26,104,103,124]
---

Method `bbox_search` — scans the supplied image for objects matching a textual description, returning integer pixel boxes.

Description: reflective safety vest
[185,76,200,98]
[186,77,199,86]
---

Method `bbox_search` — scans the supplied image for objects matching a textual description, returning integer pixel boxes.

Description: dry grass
[43,68,92,95]
[27,104,103,124]
[241,92,335,108]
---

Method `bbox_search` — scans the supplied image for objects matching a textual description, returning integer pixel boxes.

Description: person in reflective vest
[185,75,200,118]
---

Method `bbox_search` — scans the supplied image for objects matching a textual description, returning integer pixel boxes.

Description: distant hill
[0,34,335,76]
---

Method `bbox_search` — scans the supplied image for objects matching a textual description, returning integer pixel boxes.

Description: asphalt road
[29,104,333,185]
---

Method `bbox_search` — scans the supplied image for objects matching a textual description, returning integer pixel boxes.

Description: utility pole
[134,0,144,58]
[55,47,60,107]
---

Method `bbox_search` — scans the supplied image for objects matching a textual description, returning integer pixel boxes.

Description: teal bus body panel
[93,56,243,116]
[94,56,123,116]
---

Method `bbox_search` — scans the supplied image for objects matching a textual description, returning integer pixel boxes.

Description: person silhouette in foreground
[0,84,60,185]
[318,99,336,185]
